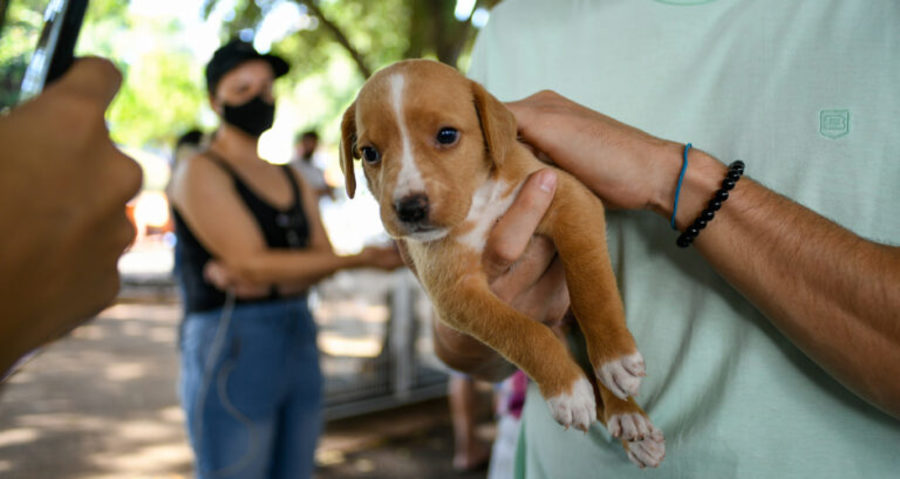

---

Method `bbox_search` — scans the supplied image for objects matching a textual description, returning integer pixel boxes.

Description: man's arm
[670,147,900,416]
[504,91,900,417]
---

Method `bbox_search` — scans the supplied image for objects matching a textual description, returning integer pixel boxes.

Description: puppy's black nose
[394,194,429,223]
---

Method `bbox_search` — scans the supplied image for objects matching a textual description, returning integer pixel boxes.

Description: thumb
[48,57,123,110]
[483,169,557,279]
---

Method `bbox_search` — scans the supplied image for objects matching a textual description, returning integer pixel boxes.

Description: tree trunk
[296,0,374,79]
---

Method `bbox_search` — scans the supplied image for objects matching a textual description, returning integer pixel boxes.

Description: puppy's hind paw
[624,425,665,469]
[607,412,656,442]
[596,352,645,400]
[545,377,597,432]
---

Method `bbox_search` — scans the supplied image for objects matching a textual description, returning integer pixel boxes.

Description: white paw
[607,412,654,441]
[624,424,666,469]
[595,352,645,400]
[545,377,597,432]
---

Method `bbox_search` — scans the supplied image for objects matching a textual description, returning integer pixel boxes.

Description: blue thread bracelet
[670,143,692,230]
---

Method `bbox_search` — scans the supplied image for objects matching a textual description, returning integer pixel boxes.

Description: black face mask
[222,95,275,137]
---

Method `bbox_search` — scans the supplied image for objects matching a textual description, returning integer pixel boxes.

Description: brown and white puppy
[340,59,664,467]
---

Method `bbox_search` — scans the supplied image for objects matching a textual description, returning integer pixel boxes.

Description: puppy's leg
[538,178,645,400]
[436,282,597,432]
[595,382,665,468]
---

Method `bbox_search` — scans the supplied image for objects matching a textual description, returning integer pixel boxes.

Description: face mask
[222,95,275,137]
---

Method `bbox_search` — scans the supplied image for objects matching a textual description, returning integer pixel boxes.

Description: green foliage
[106,47,208,150]
[1,0,499,154]
[76,1,208,150]
[0,0,52,110]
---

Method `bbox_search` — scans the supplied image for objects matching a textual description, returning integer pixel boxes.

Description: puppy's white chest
[455,179,521,253]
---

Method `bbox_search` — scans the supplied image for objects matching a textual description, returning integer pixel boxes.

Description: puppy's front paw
[545,377,596,432]
[622,421,665,469]
[595,352,645,400]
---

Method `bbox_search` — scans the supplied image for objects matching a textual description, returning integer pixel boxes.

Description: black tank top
[173,152,311,313]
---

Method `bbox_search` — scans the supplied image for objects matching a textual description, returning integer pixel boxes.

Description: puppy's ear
[339,100,358,199]
[471,80,517,167]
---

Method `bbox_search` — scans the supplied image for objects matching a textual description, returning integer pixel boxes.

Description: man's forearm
[674,150,900,417]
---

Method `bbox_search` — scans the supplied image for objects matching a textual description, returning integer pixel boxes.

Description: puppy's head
[340,59,517,242]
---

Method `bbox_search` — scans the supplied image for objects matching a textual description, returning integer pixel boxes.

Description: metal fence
[314,269,449,420]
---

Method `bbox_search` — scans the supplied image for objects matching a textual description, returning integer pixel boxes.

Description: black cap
[205,39,290,95]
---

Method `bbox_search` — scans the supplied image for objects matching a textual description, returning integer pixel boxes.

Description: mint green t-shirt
[467,0,900,477]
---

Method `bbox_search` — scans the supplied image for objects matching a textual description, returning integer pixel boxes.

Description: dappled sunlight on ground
[0,280,470,479]
[0,299,193,478]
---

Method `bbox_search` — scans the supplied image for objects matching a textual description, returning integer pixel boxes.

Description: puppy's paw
[623,423,665,469]
[595,352,645,400]
[545,377,596,432]
[606,412,656,441]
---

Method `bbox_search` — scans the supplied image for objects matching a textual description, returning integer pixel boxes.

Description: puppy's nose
[394,194,429,223]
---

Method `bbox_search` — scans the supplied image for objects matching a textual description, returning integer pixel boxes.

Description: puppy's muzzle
[394,194,430,224]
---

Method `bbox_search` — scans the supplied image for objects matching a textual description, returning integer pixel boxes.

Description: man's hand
[507,90,694,215]
[0,58,142,373]
[432,169,566,381]
[483,169,569,329]
[513,90,900,418]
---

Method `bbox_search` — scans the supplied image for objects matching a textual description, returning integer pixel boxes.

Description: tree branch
[296,0,373,79]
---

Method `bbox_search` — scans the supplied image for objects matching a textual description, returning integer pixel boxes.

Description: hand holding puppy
[432,169,568,380]
[0,58,142,374]
[508,90,705,216]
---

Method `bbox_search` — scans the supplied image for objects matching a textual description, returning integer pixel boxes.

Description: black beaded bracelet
[676,160,745,248]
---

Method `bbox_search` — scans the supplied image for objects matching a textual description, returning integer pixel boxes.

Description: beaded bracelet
[676,160,745,248]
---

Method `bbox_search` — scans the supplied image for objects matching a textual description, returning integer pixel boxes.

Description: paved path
[0,296,493,479]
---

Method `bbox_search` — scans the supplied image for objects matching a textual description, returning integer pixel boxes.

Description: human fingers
[483,168,557,279]
[505,90,566,129]
[489,235,557,303]
[203,261,233,290]
[49,57,123,110]
[523,255,570,327]
[100,145,143,208]
[506,90,576,153]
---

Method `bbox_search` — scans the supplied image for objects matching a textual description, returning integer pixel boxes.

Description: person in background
[486,371,527,479]
[168,128,206,288]
[173,129,206,168]
[290,130,333,200]
[448,374,492,473]
[0,58,141,378]
[169,40,402,479]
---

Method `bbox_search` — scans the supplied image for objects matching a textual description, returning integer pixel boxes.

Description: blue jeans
[179,297,322,479]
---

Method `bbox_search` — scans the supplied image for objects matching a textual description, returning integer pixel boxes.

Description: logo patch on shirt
[819,110,850,139]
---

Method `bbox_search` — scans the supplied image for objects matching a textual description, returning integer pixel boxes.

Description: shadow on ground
[0,294,493,479]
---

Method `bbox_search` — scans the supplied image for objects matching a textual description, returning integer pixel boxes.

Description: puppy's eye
[436,127,459,146]
[360,146,381,164]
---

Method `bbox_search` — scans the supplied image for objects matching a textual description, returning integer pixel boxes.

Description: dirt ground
[0,294,494,479]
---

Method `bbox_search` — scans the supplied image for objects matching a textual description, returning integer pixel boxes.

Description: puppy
[340,59,664,467]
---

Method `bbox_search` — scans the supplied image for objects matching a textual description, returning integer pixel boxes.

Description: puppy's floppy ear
[339,100,359,198]
[471,80,517,167]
